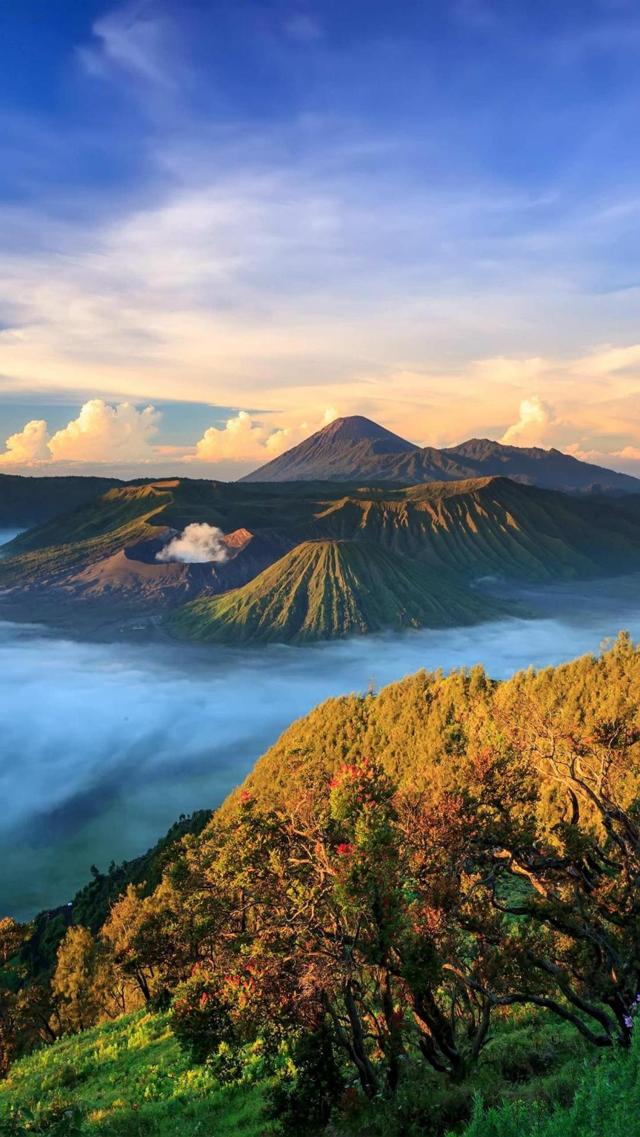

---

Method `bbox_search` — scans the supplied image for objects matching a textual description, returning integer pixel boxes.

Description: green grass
[0,1012,271,1136]
[451,1024,640,1137]
[2,1006,638,1137]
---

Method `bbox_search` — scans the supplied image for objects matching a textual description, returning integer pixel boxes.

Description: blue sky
[1,0,640,476]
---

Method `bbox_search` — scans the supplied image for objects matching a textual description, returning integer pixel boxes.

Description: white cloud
[48,399,160,463]
[194,407,339,464]
[79,2,173,87]
[0,420,50,467]
[614,445,640,461]
[156,523,229,564]
[500,396,556,446]
[0,400,160,470]
[195,412,277,463]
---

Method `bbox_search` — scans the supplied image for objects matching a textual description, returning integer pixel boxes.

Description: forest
[2,633,640,1134]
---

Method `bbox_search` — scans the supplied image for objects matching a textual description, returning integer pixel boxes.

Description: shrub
[170,972,235,1064]
[264,1025,344,1136]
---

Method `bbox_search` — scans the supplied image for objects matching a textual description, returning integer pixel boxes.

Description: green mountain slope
[5,475,640,591]
[313,476,640,580]
[3,473,640,641]
[167,538,503,644]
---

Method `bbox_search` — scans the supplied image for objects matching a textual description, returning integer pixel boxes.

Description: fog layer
[2,575,640,919]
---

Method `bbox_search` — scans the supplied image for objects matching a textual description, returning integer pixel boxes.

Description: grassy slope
[2,1004,627,1137]
[166,538,504,644]
[314,478,640,579]
[450,1026,640,1137]
[0,485,174,586]
[0,1011,270,1136]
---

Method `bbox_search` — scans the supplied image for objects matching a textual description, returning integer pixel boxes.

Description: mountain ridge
[3,474,640,643]
[242,415,640,493]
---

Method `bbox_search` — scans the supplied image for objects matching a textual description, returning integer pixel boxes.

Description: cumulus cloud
[0,399,160,469]
[195,412,276,463]
[49,399,159,463]
[0,420,51,467]
[500,396,556,447]
[194,407,338,464]
[156,523,230,564]
[614,445,640,462]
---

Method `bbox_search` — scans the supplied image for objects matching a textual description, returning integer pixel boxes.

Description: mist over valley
[3,571,640,920]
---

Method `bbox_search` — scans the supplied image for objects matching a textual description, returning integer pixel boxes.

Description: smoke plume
[156,522,230,564]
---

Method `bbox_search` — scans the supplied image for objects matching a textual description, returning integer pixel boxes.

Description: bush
[264,1025,344,1136]
[170,973,235,1064]
[0,1101,84,1136]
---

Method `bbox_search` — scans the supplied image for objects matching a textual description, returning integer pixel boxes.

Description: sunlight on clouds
[49,399,160,462]
[194,408,339,464]
[0,420,50,467]
[195,411,276,462]
[500,396,556,446]
[0,400,160,468]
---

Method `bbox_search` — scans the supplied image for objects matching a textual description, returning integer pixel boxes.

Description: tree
[466,706,640,1048]
[52,926,102,1033]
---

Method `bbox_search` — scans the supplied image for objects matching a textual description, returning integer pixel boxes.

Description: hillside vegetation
[3,637,640,1135]
[0,475,122,529]
[0,1011,270,1136]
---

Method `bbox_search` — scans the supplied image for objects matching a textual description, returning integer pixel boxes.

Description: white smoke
[156,522,230,564]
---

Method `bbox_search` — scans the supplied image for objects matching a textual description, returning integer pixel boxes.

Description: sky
[1,0,640,479]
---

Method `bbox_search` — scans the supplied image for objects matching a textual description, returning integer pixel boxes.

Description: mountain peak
[316,415,413,447]
[242,416,640,493]
[241,415,416,483]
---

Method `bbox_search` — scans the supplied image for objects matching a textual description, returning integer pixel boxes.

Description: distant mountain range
[1,417,637,533]
[0,473,122,528]
[242,415,640,493]
[3,474,640,643]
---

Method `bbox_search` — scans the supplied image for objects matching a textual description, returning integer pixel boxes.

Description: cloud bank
[4,578,640,919]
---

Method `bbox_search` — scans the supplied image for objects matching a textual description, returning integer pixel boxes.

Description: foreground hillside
[0,1011,269,1136]
[3,637,640,1137]
[3,472,640,642]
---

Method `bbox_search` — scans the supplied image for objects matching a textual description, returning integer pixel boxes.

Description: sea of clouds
[2,574,640,920]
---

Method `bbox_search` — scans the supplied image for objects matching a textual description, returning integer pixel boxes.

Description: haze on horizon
[1,1,640,479]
